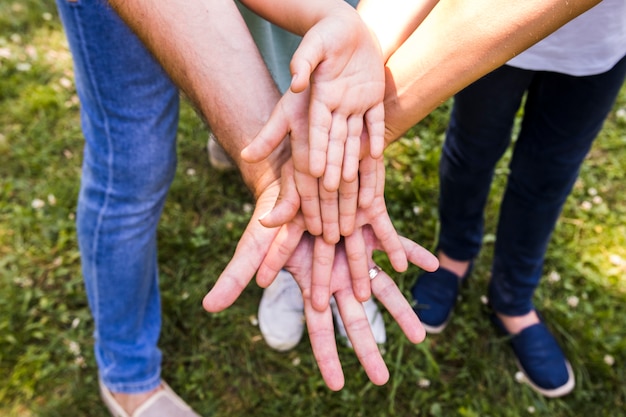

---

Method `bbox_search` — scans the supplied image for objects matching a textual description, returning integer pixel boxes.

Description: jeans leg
[56,0,179,393]
[438,66,532,261]
[489,55,626,316]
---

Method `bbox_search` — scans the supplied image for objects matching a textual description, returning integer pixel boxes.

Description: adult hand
[255,152,415,306]
[203,181,438,390]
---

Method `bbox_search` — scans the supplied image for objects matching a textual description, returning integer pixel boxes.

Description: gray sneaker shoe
[99,379,201,417]
[258,270,305,352]
[331,296,386,348]
[207,132,235,171]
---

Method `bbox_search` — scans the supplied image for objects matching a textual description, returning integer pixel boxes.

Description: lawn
[1,2,625,416]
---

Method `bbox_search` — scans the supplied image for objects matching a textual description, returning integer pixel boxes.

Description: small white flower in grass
[63,149,74,159]
[186,168,196,176]
[515,371,526,383]
[181,291,189,300]
[249,315,258,326]
[292,357,301,366]
[47,194,57,206]
[243,203,253,214]
[68,340,81,356]
[25,45,37,60]
[609,254,623,266]
[42,12,53,21]
[548,270,561,283]
[75,356,86,368]
[59,77,73,89]
[616,107,626,122]
[71,318,81,329]
[587,187,598,196]
[567,295,579,308]
[480,295,489,305]
[527,406,536,414]
[68,212,75,220]
[13,277,34,288]
[31,198,45,209]
[592,196,603,205]
[604,354,615,366]
[10,34,22,43]
[16,62,31,72]
[412,205,421,215]
[417,378,431,388]
[580,201,592,211]
[0,48,11,59]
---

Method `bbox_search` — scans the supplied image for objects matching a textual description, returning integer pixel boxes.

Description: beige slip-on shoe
[99,379,201,417]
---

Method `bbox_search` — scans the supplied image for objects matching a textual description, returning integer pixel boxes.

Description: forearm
[108,0,288,197]
[239,0,356,36]
[383,0,602,143]
[357,0,439,61]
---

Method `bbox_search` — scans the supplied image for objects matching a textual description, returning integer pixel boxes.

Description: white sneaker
[258,270,305,352]
[207,132,235,171]
[259,271,386,351]
[331,296,386,348]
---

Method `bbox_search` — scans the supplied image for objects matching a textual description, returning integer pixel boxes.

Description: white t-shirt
[507,0,626,76]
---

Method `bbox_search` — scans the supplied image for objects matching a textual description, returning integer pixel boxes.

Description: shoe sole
[515,359,575,398]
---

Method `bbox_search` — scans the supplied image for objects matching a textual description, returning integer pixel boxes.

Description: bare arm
[383,0,602,143]
[357,0,439,61]
[108,0,288,197]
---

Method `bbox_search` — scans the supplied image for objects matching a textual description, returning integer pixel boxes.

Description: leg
[57,0,178,398]
[411,65,532,331]
[487,55,626,397]
[438,65,532,263]
[489,55,626,316]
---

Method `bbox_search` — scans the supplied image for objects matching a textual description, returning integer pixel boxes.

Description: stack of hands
[202,3,438,391]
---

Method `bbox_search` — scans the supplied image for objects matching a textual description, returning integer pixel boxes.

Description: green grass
[1,3,625,416]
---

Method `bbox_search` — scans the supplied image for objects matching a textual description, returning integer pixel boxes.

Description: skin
[202,183,437,389]
[106,0,436,406]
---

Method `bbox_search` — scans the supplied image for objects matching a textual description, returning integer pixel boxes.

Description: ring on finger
[368,265,382,280]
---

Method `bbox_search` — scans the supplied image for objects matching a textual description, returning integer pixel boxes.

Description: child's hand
[291,8,386,191]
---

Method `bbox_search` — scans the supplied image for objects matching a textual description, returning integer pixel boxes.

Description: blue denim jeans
[438,56,626,316]
[55,0,358,395]
[56,0,180,394]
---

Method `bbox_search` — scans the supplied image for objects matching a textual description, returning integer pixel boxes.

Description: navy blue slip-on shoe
[491,313,575,398]
[411,263,472,334]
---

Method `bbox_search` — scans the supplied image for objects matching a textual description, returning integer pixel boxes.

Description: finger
[344,230,371,302]
[400,235,439,272]
[203,204,280,312]
[256,220,306,288]
[296,170,323,236]
[338,177,358,237]
[319,181,340,244]
[369,211,408,273]
[357,155,377,209]
[342,115,363,183]
[364,102,385,159]
[290,31,323,93]
[370,269,426,344]
[260,166,300,228]
[311,236,335,311]
[308,95,333,178]
[303,297,344,391]
[241,98,290,163]
[322,113,348,192]
[334,289,389,385]
[368,159,408,272]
